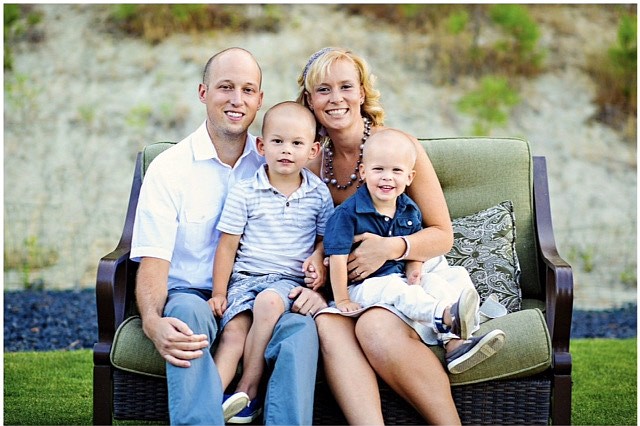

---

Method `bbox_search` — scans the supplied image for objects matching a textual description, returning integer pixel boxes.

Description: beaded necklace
[323,117,371,190]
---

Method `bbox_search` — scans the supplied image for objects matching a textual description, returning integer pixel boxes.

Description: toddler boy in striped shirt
[209,101,334,423]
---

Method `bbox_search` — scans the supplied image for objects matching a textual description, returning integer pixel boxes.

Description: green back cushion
[141,141,177,179]
[140,138,540,300]
[420,137,539,299]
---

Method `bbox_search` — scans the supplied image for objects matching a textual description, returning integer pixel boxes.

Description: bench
[93,136,573,424]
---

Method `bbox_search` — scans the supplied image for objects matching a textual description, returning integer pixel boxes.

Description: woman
[296,47,465,425]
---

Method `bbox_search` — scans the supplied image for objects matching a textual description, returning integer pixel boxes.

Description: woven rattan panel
[314,376,551,425]
[113,369,550,425]
[113,369,169,421]
[453,378,551,425]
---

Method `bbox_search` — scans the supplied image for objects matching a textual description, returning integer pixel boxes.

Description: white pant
[348,255,480,344]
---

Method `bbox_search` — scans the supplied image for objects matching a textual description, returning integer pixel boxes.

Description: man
[131,47,327,425]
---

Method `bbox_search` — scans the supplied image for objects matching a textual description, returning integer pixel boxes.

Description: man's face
[199,50,263,139]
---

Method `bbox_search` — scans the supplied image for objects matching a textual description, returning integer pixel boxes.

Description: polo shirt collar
[354,185,409,215]
[192,120,259,163]
[254,165,320,196]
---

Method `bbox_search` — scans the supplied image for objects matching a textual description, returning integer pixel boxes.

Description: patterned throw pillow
[446,201,522,313]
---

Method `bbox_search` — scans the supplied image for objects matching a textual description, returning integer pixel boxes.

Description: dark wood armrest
[94,153,143,360]
[96,246,133,345]
[533,156,573,374]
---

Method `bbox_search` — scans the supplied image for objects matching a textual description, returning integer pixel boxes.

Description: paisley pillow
[446,201,522,313]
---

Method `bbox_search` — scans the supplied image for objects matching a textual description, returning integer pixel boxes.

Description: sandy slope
[4,4,636,309]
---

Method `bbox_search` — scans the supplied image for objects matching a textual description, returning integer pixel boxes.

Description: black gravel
[3,289,637,352]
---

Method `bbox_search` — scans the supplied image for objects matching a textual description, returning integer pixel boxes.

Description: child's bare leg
[235,290,284,400]
[213,312,252,391]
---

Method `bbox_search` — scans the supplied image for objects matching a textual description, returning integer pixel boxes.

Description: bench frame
[93,148,572,425]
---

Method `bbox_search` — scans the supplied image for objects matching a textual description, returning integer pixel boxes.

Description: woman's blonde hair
[296,47,385,127]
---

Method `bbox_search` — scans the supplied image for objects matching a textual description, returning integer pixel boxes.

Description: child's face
[257,111,319,177]
[359,133,416,204]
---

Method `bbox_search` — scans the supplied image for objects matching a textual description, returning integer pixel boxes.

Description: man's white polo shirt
[130,121,264,290]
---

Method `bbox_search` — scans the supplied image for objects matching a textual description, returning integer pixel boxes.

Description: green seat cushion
[429,308,551,386]
[112,309,551,386]
[111,316,168,378]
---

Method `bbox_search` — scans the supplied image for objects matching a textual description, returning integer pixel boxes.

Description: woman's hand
[347,232,392,281]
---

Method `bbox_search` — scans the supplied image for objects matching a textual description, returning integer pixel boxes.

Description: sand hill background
[4,4,637,310]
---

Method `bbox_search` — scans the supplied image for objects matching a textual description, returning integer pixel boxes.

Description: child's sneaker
[222,392,250,422]
[479,293,508,323]
[450,287,479,340]
[446,329,506,374]
[228,396,263,424]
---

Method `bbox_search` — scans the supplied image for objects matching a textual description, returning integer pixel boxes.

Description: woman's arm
[403,134,453,257]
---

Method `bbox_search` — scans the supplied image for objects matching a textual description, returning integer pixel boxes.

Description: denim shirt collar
[353,185,410,216]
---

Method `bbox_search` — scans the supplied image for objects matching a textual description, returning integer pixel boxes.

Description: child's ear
[308,141,321,159]
[406,169,416,186]
[256,137,266,156]
[359,163,366,180]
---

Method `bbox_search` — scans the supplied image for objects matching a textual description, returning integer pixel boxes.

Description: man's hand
[143,315,209,368]
[289,286,328,316]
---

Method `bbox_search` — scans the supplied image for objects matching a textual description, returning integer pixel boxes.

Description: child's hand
[406,260,423,285]
[336,299,362,313]
[208,294,227,317]
[407,269,421,285]
[302,255,327,291]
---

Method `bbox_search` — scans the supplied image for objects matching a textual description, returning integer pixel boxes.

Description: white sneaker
[446,329,506,374]
[479,294,508,323]
[450,287,480,340]
[222,392,250,422]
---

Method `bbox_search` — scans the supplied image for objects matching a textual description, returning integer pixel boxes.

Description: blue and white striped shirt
[217,165,334,278]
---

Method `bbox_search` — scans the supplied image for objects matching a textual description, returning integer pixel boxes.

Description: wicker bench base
[113,369,169,421]
[313,376,551,425]
[113,368,551,425]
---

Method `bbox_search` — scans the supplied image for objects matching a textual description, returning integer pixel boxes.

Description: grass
[3,338,637,425]
[571,338,637,425]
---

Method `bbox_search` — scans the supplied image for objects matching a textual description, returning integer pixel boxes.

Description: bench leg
[551,374,572,425]
[93,364,113,425]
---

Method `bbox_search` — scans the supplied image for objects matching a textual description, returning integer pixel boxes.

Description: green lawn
[3,338,637,425]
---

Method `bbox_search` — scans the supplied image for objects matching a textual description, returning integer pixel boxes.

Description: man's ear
[198,83,207,103]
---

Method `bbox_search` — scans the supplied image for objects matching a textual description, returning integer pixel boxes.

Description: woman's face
[306,58,365,132]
